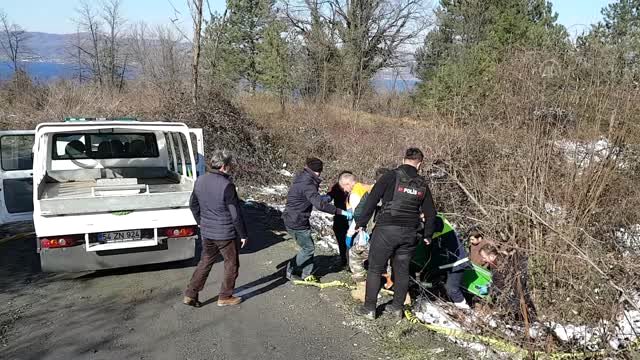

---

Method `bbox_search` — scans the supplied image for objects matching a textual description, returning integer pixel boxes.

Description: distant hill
[23,32,77,62]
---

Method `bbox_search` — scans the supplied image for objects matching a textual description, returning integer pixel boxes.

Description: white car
[0,118,205,272]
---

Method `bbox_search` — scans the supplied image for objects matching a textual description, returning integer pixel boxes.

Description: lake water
[0,61,76,81]
[0,61,419,92]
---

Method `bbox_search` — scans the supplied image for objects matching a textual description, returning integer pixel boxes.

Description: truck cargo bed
[41,177,191,199]
[39,177,194,216]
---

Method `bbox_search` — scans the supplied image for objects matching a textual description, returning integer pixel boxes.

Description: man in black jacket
[283,157,353,282]
[354,148,437,319]
[183,150,248,308]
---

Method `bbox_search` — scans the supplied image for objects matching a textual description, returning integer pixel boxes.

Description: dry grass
[240,51,640,353]
[1,49,639,353]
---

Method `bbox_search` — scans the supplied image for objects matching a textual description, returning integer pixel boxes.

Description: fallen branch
[434,164,488,216]
[525,206,640,312]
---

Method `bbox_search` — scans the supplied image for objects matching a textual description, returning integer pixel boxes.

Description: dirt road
[0,202,467,360]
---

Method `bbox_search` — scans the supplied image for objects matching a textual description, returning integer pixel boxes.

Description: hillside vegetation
[2,0,640,355]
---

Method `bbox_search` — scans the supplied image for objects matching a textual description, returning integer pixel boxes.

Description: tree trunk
[191,0,204,106]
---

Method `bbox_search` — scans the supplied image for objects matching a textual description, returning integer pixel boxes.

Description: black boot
[384,304,403,319]
[355,305,376,320]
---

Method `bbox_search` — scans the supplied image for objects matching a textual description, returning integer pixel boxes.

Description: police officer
[354,148,437,319]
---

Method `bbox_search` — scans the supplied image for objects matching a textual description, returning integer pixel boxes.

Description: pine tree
[414,0,568,108]
[202,0,273,92]
[578,0,640,81]
[257,19,291,112]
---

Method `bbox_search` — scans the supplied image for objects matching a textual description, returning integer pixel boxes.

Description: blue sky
[0,0,226,34]
[0,0,617,35]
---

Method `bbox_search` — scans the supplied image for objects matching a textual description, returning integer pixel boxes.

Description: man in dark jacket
[354,148,437,319]
[283,157,353,282]
[183,150,248,308]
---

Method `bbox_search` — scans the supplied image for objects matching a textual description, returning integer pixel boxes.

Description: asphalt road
[0,203,466,360]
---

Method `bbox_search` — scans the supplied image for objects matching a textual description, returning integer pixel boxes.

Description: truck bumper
[40,237,197,272]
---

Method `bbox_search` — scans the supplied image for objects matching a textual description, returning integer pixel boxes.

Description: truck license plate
[98,230,142,243]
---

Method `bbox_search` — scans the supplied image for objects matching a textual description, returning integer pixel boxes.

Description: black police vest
[380,168,428,218]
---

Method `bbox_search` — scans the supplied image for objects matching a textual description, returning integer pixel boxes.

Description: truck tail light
[162,226,196,238]
[41,235,81,249]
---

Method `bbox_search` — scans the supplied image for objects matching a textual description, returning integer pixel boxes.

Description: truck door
[0,131,35,225]
[189,128,205,177]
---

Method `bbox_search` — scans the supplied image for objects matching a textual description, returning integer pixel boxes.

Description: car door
[189,128,205,177]
[0,130,35,225]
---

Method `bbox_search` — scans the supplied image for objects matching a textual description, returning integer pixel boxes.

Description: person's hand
[341,210,354,220]
[423,238,431,245]
[347,228,356,237]
[240,238,248,248]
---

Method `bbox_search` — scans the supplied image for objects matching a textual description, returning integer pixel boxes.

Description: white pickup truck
[0,119,205,272]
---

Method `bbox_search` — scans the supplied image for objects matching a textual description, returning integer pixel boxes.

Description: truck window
[52,133,159,160]
[0,135,34,171]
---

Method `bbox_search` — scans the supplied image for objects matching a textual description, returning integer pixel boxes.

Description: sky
[0,0,619,35]
[0,0,226,34]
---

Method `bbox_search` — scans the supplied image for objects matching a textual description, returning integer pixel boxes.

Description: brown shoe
[217,296,242,307]
[183,296,202,308]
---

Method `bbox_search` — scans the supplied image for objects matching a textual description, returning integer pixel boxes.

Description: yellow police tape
[292,279,355,289]
[0,232,35,245]
[292,279,395,296]
[293,279,617,359]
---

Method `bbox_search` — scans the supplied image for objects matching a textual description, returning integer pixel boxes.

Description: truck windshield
[52,133,159,160]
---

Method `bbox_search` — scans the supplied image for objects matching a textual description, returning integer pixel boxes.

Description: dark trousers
[286,228,315,278]
[185,238,239,300]
[333,219,349,265]
[445,270,465,303]
[364,225,418,311]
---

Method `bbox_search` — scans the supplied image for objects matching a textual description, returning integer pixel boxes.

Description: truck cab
[1,119,205,272]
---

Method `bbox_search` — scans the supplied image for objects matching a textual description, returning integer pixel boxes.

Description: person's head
[375,167,388,181]
[338,172,356,193]
[210,150,234,174]
[468,228,484,245]
[305,157,324,176]
[338,170,353,179]
[479,243,498,265]
[403,148,424,170]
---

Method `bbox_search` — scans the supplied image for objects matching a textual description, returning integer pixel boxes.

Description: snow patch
[279,169,293,177]
[555,137,622,169]
[252,184,289,196]
[615,225,640,256]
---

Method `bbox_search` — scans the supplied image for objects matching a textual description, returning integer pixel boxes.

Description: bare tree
[75,1,104,85]
[284,0,429,106]
[189,0,204,105]
[73,27,85,83]
[284,0,341,101]
[130,22,188,89]
[333,0,428,107]
[0,10,30,74]
[101,0,126,89]
[73,0,127,89]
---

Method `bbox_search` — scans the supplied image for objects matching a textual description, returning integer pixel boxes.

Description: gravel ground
[0,202,468,360]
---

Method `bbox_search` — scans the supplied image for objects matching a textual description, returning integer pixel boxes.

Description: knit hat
[306,157,324,173]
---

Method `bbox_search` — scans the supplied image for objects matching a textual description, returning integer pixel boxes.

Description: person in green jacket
[411,213,471,309]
